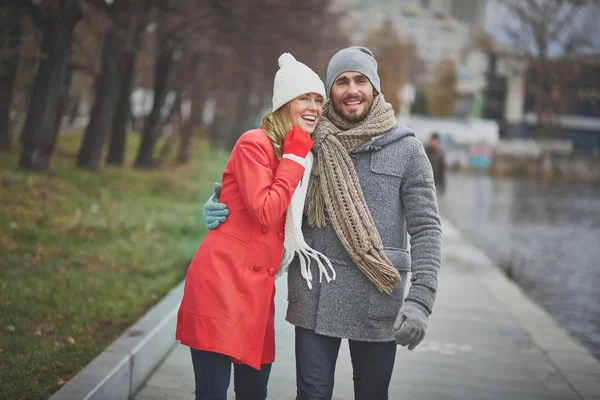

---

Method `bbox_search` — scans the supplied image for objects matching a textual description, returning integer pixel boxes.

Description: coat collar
[351,122,415,154]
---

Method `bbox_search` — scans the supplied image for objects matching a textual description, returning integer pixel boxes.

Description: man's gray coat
[286,122,443,341]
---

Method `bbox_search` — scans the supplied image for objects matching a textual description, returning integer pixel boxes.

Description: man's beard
[332,99,372,123]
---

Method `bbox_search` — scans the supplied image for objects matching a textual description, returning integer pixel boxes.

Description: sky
[484,0,600,56]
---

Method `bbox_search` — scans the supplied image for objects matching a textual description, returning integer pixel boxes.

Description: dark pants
[295,327,397,400]
[190,348,272,400]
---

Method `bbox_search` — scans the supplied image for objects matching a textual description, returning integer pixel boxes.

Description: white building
[330,0,488,91]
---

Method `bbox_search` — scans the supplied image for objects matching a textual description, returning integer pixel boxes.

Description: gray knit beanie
[326,46,381,95]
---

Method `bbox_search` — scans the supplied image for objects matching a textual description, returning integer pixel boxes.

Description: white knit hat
[272,53,326,112]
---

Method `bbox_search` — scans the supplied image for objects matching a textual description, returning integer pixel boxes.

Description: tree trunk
[134,45,174,169]
[156,89,182,166]
[50,66,73,142]
[176,93,205,164]
[19,6,80,170]
[106,9,146,166]
[0,4,22,150]
[224,80,252,149]
[76,28,125,170]
[106,47,136,166]
[207,97,228,148]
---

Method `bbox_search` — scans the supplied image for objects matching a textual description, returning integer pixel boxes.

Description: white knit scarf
[279,152,336,289]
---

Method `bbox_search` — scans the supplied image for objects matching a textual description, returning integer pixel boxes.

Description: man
[425,132,446,194]
[203,46,442,400]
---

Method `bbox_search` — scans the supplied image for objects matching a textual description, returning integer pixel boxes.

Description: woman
[176,53,326,400]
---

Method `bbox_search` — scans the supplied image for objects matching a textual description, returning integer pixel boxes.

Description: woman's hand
[283,125,313,159]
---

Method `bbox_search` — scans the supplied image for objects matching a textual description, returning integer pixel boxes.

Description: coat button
[268,268,276,276]
[278,232,284,240]
[261,227,269,234]
[253,265,262,272]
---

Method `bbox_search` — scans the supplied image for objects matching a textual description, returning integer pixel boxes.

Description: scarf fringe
[281,152,336,290]
[355,248,401,294]
[295,247,336,290]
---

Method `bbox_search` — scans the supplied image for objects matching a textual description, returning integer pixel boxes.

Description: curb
[49,281,185,400]
[442,219,600,400]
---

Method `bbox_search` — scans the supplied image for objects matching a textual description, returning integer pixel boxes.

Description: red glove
[283,125,313,158]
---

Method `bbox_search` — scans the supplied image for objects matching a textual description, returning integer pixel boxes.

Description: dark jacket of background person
[425,141,446,194]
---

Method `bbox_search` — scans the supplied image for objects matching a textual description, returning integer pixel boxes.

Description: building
[481,47,600,153]
[521,57,600,152]
[450,0,487,27]
[330,0,488,97]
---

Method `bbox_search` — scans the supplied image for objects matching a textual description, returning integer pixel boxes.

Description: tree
[134,0,348,166]
[134,22,177,168]
[77,0,147,170]
[363,19,416,111]
[18,0,83,170]
[427,59,459,117]
[0,2,24,150]
[498,0,599,139]
[105,30,140,166]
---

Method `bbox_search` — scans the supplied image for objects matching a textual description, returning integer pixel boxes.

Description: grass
[0,131,229,400]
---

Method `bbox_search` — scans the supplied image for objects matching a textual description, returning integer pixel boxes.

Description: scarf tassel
[296,247,336,290]
[357,248,401,295]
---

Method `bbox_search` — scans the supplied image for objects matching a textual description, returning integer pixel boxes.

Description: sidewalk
[133,220,600,400]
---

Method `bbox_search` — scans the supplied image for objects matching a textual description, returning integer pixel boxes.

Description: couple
[176,46,443,400]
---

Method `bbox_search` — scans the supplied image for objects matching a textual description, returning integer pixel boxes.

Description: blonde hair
[260,104,294,160]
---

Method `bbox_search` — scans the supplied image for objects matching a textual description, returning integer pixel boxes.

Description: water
[439,173,600,360]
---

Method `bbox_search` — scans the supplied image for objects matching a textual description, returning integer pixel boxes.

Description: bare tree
[105,11,147,166]
[499,0,599,139]
[0,1,24,150]
[134,20,178,168]
[134,0,348,166]
[201,0,348,150]
[363,19,416,111]
[427,59,459,116]
[77,0,147,170]
[18,0,84,170]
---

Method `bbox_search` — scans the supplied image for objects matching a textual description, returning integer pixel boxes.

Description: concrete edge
[442,218,600,400]
[49,280,185,400]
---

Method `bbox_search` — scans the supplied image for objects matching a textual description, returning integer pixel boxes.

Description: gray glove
[203,182,229,230]
[393,301,429,350]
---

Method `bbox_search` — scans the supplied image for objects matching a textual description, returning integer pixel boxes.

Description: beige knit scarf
[305,94,401,294]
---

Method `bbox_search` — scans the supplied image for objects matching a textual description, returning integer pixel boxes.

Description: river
[439,172,600,360]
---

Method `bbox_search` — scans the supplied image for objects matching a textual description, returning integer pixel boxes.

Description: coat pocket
[368,152,403,199]
[192,231,248,322]
[367,247,410,321]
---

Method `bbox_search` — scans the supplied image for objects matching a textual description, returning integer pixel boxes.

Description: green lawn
[0,132,228,399]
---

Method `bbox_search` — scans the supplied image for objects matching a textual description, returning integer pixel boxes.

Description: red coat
[176,129,305,370]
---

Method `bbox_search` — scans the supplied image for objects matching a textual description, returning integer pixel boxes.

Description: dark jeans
[295,327,396,400]
[190,348,272,400]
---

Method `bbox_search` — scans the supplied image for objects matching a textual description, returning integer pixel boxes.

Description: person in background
[176,53,326,400]
[425,132,446,195]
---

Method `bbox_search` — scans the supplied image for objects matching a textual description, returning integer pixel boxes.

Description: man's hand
[203,183,229,230]
[393,301,429,350]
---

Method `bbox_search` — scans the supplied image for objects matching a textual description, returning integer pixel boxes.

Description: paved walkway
[134,220,600,400]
